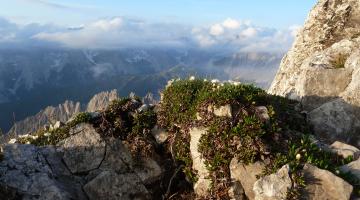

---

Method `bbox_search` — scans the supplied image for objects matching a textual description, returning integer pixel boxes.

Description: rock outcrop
[253,165,292,200]
[269,0,360,145]
[303,164,353,200]
[229,159,265,200]
[0,123,160,200]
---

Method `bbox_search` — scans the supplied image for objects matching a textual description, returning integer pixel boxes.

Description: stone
[60,123,106,173]
[255,106,270,122]
[52,121,64,130]
[330,141,360,159]
[269,0,360,145]
[151,125,168,144]
[253,164,292,200]
[303,164,353,200]
[228,181,246,200]
[83,171,150,200]
[213,104,232,118]
[308,98,360,144]
[137,104,150,113]
[229,158,265,200]
[99,138,132,173]
[189,127,211,197]
[133,158,162,184]
[0,144,86,200]
[340,159,360,180]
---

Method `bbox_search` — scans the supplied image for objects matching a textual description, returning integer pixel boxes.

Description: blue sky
[3,0,316,28]
[0,0,318,51]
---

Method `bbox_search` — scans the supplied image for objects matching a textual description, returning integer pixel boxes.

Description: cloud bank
[0,17,300,52]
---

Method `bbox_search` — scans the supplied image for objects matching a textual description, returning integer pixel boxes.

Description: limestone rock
[151,125,168,144]
[269,0,360,144]
[189,127,211,197]
[133,158,163,184]
[86,89,119,112]
[60,123,106,173]
[229,158,265,200]
[330,141,360,159]
[99,138,132,173]
[83,171,150,200]
[253,164,292,200]
[213,104,232,118]
[308,98,360,144]
[340,159,360,180]
[255,106,270,123]
[303,164,353,200]
[0,144,86,200]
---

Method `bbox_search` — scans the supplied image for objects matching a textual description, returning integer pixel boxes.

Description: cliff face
[6,89,119,137]
[269,0,360,144]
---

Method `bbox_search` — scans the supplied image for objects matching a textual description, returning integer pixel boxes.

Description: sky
[0,0,318,51]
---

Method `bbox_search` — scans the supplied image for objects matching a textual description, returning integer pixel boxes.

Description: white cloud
[0,16,297,52]
[222,18,240,29]
[241,27,257,37]
[91,17,123,31]
[209,24,224,36]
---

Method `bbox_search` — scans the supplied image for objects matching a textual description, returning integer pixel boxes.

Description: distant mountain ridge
[0,48,282,131]
[6,89,119,137]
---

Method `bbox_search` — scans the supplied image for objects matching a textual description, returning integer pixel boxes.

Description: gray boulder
[0,144,86,200]
[340,159,360,180]
[303,164,353,200]
[229,158,265,200]
[253,165,292,200]
[60,123,106,173]
[83,171,150,200]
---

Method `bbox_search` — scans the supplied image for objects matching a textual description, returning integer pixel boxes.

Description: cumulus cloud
[0,16,299,52]
[209,24,225,36]
[191,19,298,52]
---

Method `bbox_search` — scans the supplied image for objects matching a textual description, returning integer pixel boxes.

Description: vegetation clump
[157,78,357,199]
[330,53,347,69]
[17,112,93,146]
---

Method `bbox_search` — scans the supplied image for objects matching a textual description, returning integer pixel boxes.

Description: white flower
[19,134,30,138]
[233,82,241,86]
[44,132,51,137]
[31,135,38,140]
[189,76,195,81]
[296,153,301,160]
[26,141,31,144]
[211,79,220,83]
[204,79,208,82]
[8,139,17,144]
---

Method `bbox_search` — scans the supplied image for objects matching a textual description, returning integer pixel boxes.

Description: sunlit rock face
[269,0,360,145]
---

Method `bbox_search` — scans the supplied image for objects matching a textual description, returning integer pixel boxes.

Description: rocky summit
[269,0,360,145]
[1,0,360,200]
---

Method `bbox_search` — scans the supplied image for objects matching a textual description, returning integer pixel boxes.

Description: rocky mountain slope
[0,78,359,200]
[5,90,119,139]
[269,0,360,145]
